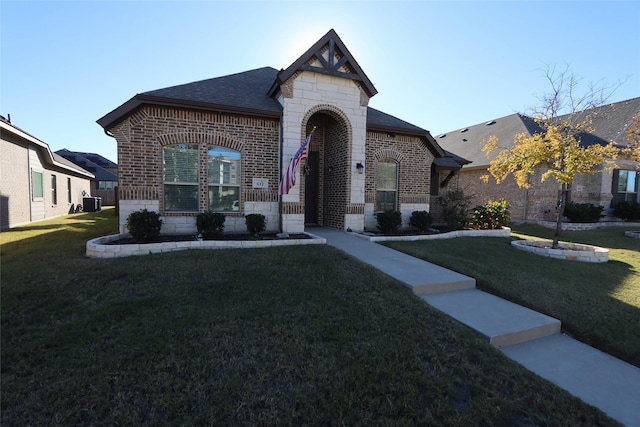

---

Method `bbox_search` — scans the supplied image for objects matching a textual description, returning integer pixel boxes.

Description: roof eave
[366,123,446,158]
[1,121,94,178]
[97,94,282,130]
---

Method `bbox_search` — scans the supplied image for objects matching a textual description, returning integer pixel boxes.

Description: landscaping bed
[384,224,640,367]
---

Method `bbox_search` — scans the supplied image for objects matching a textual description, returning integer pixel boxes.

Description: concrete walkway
[311,228,640,427]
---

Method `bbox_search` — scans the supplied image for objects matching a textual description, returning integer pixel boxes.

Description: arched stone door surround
[300,105,352,230]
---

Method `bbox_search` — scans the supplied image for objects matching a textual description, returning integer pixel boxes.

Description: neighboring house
[55,149,118,205]
[0,116,94,229]
[98,29,465,234]
[435,97,640,221]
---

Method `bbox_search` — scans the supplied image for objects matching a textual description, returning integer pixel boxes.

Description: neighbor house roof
[1,116,94,179]
[436,97,640,169]
[435,114,542,169]
[55,149,118,181]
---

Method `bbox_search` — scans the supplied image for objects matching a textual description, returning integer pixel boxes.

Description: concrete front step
[363,254,477,295]
[502,334,640,427]
[421,289,561,348]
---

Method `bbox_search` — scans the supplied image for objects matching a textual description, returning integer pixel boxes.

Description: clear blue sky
[2,1,639,164]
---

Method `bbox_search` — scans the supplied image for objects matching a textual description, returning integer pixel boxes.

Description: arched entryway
[302,108,351,230]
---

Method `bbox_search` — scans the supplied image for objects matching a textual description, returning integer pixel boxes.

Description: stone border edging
[511,240,609,263]
[354,227,511,242]
[536,220,640,231]
[625,231,640,239]
[86,232,326,258]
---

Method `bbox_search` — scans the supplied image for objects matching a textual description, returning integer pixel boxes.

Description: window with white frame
[32,170,43,200]
[376,159,398,212]
[207,146,241,211]
[163,144,199,212]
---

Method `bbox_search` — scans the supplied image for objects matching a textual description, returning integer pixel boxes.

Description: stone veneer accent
[278,69,368,233]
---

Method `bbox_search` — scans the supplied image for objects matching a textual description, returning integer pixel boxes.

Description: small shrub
[126,209,162,242]
[563,202,604,223]
[196,211,225,239]
[437,189,471,230]
[246,213,266,235]
[470,199,510,230]
[409,210,433,232]
[613,201,640,221]
[376,210,402,234]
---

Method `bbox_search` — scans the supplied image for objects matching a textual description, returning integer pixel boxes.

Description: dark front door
[305,151,319,224]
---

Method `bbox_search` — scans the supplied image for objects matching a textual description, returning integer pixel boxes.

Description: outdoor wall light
[328,166,334,174]
[356,162,364,174]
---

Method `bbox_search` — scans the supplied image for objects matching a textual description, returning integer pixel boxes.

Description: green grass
[1,209,620,425]
[384,224,640,368]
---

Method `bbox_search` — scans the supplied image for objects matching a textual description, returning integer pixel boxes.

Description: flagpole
[278,126,316,233]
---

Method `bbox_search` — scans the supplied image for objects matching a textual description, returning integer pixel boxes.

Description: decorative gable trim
[268,29,377,99]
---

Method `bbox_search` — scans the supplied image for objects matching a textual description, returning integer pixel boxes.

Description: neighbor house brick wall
[456,164,618,222]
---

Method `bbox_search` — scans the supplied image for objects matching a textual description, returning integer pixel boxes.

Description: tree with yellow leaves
[483,65,621,248]
[624,115,640,164]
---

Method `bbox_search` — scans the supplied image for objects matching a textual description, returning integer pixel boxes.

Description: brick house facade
[98,30,461,234]
[436,99,640,222]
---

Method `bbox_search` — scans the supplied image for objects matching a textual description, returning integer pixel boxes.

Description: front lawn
[1,210,619,425]
[384,224,640,368]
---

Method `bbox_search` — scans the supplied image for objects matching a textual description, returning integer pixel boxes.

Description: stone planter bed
[511,240,609,263]
[355,227,511,242]
[536,220,640,231]
[86,232,326,258]
[625,230,640,239]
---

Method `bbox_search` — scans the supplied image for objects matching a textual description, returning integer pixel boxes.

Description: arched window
[163,144,199,212]
[207,146,241,212]
[376,159,398,212]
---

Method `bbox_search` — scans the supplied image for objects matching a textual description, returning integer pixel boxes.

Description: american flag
[279,128,316,195]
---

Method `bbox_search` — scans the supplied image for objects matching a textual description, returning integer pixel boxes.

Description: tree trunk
[552,183,567,249]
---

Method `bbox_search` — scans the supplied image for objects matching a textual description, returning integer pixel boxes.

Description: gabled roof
[62,151,117,169]
[268,29,377,99]
[435,114,542,168]
[55,149,118,181]
[96,30,446,159]
[1,116,94,179]
[435,97,640,169]
[97,67,283,130]
[570,96,640,147]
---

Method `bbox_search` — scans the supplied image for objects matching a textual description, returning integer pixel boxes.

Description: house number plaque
[252,178,268,189]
